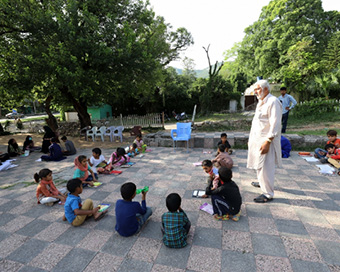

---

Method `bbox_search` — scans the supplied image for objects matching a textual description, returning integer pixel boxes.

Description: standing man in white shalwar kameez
[247,80,282,203]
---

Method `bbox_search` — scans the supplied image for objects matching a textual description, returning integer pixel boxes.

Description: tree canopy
[0,0,193,127]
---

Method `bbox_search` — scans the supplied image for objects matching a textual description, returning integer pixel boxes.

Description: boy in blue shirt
[162,193,191,248]
[115,182,152,236]
[63,179,106,226]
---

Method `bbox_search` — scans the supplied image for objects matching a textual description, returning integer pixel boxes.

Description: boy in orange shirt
[315,130,340,160]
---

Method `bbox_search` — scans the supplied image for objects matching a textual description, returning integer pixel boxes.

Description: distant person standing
[278,87,297,133]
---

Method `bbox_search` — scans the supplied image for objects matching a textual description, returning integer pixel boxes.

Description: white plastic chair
[104,126,116,142]
[112,126,124,142]
[94,126,107,142]
[86,127,97,142]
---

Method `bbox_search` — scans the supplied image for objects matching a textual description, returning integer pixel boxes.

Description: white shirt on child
[90,155,105,174]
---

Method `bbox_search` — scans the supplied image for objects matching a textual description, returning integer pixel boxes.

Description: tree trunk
[0,122,4,135]
[44,95,59,132]
[60,86,92,129]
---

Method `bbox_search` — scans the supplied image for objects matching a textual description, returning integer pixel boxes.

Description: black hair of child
[202,159,212,167]
[218,144,226,152]
[78,155,87,163]
[116,147,126,156]
[132,143,138,149]
[136,134,142,138]
[50,137,57,143]
[61,136,67,141]
[8,138,18,153]
[166,193,181,212]
[218,167,232,183]
[92,148,102,156]
[327,130,337,137]
[220,133,227,138]
[325,143,335,150]
[67,178,82,193]
[120,182,136,200]
[280,87,287,91]
[34,168,52,183]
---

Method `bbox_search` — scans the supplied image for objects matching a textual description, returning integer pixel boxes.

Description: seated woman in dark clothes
[41,137,66,161]
[8,138,24,157]
[41,126,56,154]
[23,135,41,152]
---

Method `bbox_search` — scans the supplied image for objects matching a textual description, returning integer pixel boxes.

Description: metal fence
[100,113,163,128]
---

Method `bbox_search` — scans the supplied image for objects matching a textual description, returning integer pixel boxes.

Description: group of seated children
[201,133,241,221]
[314,130,340,164]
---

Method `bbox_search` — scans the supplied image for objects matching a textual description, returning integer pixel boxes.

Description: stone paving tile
[222,229,252,253]
[187,245,221,272]
[252,233,287,257]
[248,217,279,235]
[117,258,153,272]
[155,244,192,269]
[0,233,29,258]
[192,227,222,249]
[255,254,293,272]
[314,240,340,266]
[77,230,112,251]
[274,219,309,238]
[281,236,323,262]
[0,215,35,233]
[0,259,24,272]
[290,259,331,272]
[304,223,340,241]
[28,243,73,271]
[18,266,48,272]
[151,264,185,272]
[221,251,256,272]
[128,237,162,263]
[7,238,49,264]
[83,252,123,272]
[51,247,96,272]
[16,219,52,237]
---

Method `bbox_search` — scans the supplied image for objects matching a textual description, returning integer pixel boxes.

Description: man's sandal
[251,182,260,188]
[253,194,273,203]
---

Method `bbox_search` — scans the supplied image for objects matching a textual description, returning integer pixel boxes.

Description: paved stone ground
[1,147,340,272]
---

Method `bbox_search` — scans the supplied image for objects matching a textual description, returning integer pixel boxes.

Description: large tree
[0,0,193,127]
[235,0,340,90]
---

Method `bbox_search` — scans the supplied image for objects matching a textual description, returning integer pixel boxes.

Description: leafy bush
[293,98,340,118]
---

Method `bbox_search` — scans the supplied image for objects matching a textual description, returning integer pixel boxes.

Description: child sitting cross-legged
[105,147,130,171]
[63,178,107,226]
[127,143,139,157]
[115,182,152,237]
[161,193,191,248]
[315,130,340,160]
[34,168,67,206]
[89,148,107,174]
[212,144,233,169]
[73,155,98,187]
[134,134,147,152]
[203,167,242,221]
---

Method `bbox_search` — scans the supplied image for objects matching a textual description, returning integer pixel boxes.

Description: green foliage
[0,0,193,126]
[226,0,340,100]
[293,98,340,118]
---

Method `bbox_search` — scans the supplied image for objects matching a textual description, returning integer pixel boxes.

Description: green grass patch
[289,111,340,127]
[285,129,336,136]
[194,112,248,123]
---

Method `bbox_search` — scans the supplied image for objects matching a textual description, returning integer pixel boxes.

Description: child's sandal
[222,214,229,221]
[214,214,223,221]
[231,211,241,222]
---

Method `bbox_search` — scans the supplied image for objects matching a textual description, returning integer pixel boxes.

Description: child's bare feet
[94,210,108,221]
[62,214,67,221]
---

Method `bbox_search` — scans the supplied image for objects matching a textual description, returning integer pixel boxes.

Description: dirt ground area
[0,132,134,153]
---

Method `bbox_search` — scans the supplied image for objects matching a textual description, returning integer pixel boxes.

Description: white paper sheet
[316,164,336,175]
[304,157,319,162]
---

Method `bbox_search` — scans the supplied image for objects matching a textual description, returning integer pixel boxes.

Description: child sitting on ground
[203,167,242,221]
[315,130,340,159]
[127,143,139,157]
[325,143,340,160]
[23,135,41,152]
[212,144,234,169]
[134,134,147,152]
[89,148,107,174]
[63,178,106,226]
[105,147,130,171]
[34,168,67,205]
[73,155,98,187]
[8,138,23,157]
[115,182,152,237]
[217,133,232,155]
[161,193,191,248]
[41,137,66,161]
[202,159,219,188]
[61,136,77,156]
